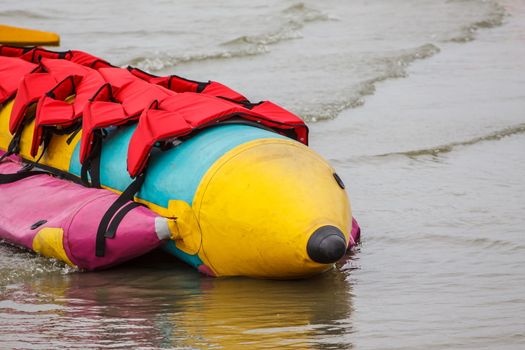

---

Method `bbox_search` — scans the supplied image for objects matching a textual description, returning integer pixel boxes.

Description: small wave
[282,2,332,22]
[129,46,269,72]
[447,0,506,42]
[0,9,53,19]
[131,3,332,72]
[221,3,331,47]
[331,123,525,166]
[220,27,302,47]
[375,123,525,158]
[299,44,441,122]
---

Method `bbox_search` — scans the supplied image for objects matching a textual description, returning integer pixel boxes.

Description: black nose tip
[307,225,347,264]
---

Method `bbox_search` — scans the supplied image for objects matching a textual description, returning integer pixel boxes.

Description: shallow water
[1,0,525,349]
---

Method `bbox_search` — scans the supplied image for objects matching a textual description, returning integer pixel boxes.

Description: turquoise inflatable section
[69,124,286,268]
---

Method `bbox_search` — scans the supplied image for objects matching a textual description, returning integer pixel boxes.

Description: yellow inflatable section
[0,100,80,171]
[194,138,351,278]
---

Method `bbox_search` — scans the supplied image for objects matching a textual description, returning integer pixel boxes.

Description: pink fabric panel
[0,160,98,249]
[64,198,163,270]
[349,217,361,248]
[0,160,165,270]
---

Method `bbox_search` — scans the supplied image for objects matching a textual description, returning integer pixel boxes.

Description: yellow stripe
[32,228,75,267]
[0,99,80,172]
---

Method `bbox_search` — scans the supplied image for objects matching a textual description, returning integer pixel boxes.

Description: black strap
[66,127,81,145]
[0,170,49,184]
[105,202,142,239]
[95,172,146,257]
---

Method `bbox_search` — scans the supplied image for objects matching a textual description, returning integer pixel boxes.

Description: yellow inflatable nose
[193,138,352,278]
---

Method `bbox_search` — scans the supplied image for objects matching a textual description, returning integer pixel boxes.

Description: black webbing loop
[80,161,90,186]
[89,150,101,188]
[33,130,52,166]
[95,172,146,257]
[0,151,12,163]
[104,202,142,238]
[0,130,51,184]
[81,131,102,188]
[0,129,23,163]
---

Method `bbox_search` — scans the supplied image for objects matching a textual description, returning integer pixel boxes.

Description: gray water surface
[1,0,524,349]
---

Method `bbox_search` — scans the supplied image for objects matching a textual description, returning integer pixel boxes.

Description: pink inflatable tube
[0,157,170,270]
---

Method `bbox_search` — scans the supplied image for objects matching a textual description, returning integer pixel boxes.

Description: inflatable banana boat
[0,46,360,278]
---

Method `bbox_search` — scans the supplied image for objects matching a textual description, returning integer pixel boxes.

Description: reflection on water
[0,248,356,349]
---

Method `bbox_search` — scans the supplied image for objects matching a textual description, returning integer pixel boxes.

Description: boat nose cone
[193,135,353,278]
[307,226,347,264]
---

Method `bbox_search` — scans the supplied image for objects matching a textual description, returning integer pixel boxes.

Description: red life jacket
[68,50,113,69]
[31,63,106,157]
[0,45,69,62]
[0,45,33,57]
[10,72,61,134]
[79,68,175,163]
[243,100,308,143]
[127,92,308,177]
[0,46,112,135]
[0,57,37,104]
[9,59,104,142]
[128,67,248,102]
[0,45,112,69]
